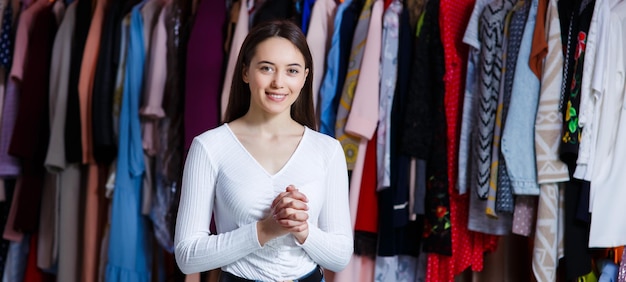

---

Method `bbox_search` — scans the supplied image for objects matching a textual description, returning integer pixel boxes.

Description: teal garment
[105,3,152,282]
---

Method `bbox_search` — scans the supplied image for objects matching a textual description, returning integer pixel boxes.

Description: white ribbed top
[174,124,353,280]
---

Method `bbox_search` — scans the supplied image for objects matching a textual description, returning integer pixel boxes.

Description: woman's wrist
[257,219,272,246]
[293,229,309,245]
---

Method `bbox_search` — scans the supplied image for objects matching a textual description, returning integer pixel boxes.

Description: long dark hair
[223,20,316,130]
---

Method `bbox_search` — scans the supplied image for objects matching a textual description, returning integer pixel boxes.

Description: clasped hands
[257,185,309,245]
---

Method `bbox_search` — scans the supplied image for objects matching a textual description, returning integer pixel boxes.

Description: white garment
[589,1,626,247]
[574,0,612,181]
[174,124,353,279]
[462,0,493,48]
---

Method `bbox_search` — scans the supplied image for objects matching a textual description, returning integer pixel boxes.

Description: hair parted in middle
[223,20,316,130]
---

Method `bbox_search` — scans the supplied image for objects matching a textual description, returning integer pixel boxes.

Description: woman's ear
[242,65,249,83]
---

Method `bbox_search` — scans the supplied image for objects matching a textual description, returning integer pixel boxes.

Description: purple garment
[618,250,626,282]
[0,79,21,177]
[9,6,57,233]
[184,0,226,150]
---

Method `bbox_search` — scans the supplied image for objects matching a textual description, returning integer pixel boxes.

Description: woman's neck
[237,113,302,135]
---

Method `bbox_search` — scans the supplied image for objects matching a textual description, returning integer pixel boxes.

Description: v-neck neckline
[224,123,307,178]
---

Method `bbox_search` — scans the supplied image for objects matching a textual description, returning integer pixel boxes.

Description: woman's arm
[174,138,262,274]
[298,141,353,272]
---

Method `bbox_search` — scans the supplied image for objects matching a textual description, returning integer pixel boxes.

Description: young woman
[174,20,353,282]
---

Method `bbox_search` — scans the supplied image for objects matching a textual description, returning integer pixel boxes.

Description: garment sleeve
[345,0,383,140]
[174,138,262,274]
[298,141,353,272]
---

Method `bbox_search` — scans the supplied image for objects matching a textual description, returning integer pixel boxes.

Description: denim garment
[501,0,541,195]
[2,238,29,282]
[457,0,493,193]
[597,259,617,282]
[374,255,418,282]
[496,0,532,214]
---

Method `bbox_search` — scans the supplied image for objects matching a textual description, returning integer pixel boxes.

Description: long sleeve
[532,0,569,279]
[174,138,262,274]
[299,141,353,272]
[176,126,351,278]
[345,0,383,140]
[535,0,569,184]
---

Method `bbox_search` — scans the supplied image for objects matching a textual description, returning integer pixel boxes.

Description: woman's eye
[260,66,273,72]
[288,69,299,75]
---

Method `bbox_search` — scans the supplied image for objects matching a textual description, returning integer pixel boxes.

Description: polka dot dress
[0,3,12,69]
[427,0,499,281]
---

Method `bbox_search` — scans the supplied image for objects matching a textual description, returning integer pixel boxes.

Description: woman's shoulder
[192,124,233,146]
[304,127,342,151]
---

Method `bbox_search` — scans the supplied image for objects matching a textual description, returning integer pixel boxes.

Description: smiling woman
[174,20,353,282]
[242,37,309,120]
[225,20,317,130]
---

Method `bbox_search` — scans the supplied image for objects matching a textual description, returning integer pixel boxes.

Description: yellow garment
[577,269,598,282]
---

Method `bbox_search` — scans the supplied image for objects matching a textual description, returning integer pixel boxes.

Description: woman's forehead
[251,37,306,66]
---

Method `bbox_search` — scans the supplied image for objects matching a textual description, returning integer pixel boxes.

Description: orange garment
[82,165,101,282]
[613,247,624,265]
[529,0,548,78]
[78,0,107,165]
[78,0,108,281]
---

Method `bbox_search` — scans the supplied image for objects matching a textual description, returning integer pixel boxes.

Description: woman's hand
[257,185,310,245]
[272,185,309,243]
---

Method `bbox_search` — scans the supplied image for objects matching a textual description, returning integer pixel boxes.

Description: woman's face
[243,37,309,117]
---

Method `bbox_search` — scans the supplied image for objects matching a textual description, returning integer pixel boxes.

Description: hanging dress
[105,2,152,281]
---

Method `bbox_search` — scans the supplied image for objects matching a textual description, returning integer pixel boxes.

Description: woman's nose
[271,73,284,88]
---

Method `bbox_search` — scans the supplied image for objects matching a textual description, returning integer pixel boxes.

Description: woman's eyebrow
[257,60,303,68]
[257,60,276,65]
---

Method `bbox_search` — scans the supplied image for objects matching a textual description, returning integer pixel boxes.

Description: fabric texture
[377,0,401,191]
[318,0,364,137]
[588,0,626,248]
[468,0,516,235]
[175,124,353,279]
[457,0,492,195]
[334,0,374,170]
[9,3,57,233]
[183,0,224,155]
[531,0,568,280]
[306,0,336,111]
[105,4,153,282]
[502,0,541,196]
[472,0,517,200]
[429,0,500,280]
[402,0,451,256]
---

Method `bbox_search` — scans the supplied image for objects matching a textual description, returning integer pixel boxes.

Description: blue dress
[105,2,152,282]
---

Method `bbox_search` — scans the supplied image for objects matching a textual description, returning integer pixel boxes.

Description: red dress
[427,1,499,281]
